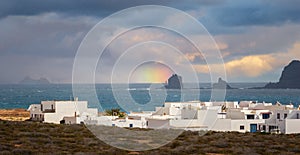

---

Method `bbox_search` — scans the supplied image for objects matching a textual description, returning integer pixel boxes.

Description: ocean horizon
[1,83,300,111]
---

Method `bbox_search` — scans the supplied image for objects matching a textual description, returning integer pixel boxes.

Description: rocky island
[212,77,234,89]
[165,74,182,89]
[19,76,51,85]
[264,60,300,89]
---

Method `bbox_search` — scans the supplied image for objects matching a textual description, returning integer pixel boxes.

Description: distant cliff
[165,74,182,89]
[212,78,234,89]
[19,76,51,85]
[264,60,300,89]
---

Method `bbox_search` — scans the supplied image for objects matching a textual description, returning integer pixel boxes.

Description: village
[27,98,300,134]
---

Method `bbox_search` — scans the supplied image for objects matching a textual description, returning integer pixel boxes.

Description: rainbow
[130,62,174,83]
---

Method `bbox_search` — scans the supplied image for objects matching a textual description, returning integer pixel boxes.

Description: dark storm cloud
[210,0,300,26]
[1,0,300,83]
[0,0,138,18]
[0,14,95,58]
[1,0,300,29]
[0,0,222,18]
[0,0,200,17]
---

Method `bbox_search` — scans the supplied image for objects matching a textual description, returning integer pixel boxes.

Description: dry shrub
[1,120,300,154]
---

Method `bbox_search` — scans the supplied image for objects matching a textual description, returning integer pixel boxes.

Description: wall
[181,109,197,119]
[203,109,219,129]
[111,119,146,128]
[41,101,55,111]
[169,119,204,129]
[231,120,265,133]
[154,107,169,115]
[211,119,231,132]
[147,119,170,129]
[44,101,97,124]
[285,119,300,134]
[78,116,118,125]
[63,117,76,124]
[44,113,62,124]
[169,107,181,116]
[28,104,43,121]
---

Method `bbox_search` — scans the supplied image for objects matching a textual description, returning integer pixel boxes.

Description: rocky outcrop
[264,60,300,89]
[165,74,182,89]
[19,76,51,85]
[212,78,234,89]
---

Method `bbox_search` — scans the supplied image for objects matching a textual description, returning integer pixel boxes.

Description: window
[129,124,133,128]
[240,125,245,130]
[262,114,270,119]
[277,113,280,119]
[284,113,288,119]
[247,115,254,119]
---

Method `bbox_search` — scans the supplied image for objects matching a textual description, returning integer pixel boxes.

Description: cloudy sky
[1,0,300,84]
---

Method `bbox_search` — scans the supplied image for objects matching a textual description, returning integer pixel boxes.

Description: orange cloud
[283,42,300,60]
[193,54,276,77]
[216,41,228,50]
[225,55,275,77]
[184,52,203,62]
[191,41,300,79]
[193,64,209,73]
[267,41,300,68]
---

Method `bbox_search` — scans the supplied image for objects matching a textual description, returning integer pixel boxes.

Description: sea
[1,83,300,112]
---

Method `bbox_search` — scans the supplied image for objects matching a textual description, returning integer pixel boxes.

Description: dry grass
[0,120,300,155]
[0,109,30,121]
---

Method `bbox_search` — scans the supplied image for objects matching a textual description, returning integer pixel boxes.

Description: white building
[28,99,98,124]
[28,99,300,134]
[27,104,43,121]
[82,111,151,128]
[264,108,300,134]
[146,101,238,131]
[27,99,150,128]
[144,101,300,134]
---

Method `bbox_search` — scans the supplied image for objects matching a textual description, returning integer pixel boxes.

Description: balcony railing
[43,109,55,113]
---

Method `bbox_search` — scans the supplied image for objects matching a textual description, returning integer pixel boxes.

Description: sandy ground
[0,109,30,121]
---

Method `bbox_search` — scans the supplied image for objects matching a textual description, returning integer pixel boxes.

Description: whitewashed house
[144,101,300,134]
[86,111,152,128]
[264,108,300,134]
[28,98,98,124]
[27,104,43,121]
[146,101,238,131]
[28,99,300,134]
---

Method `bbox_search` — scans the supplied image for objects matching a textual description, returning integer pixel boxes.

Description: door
[250,124,257,133]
